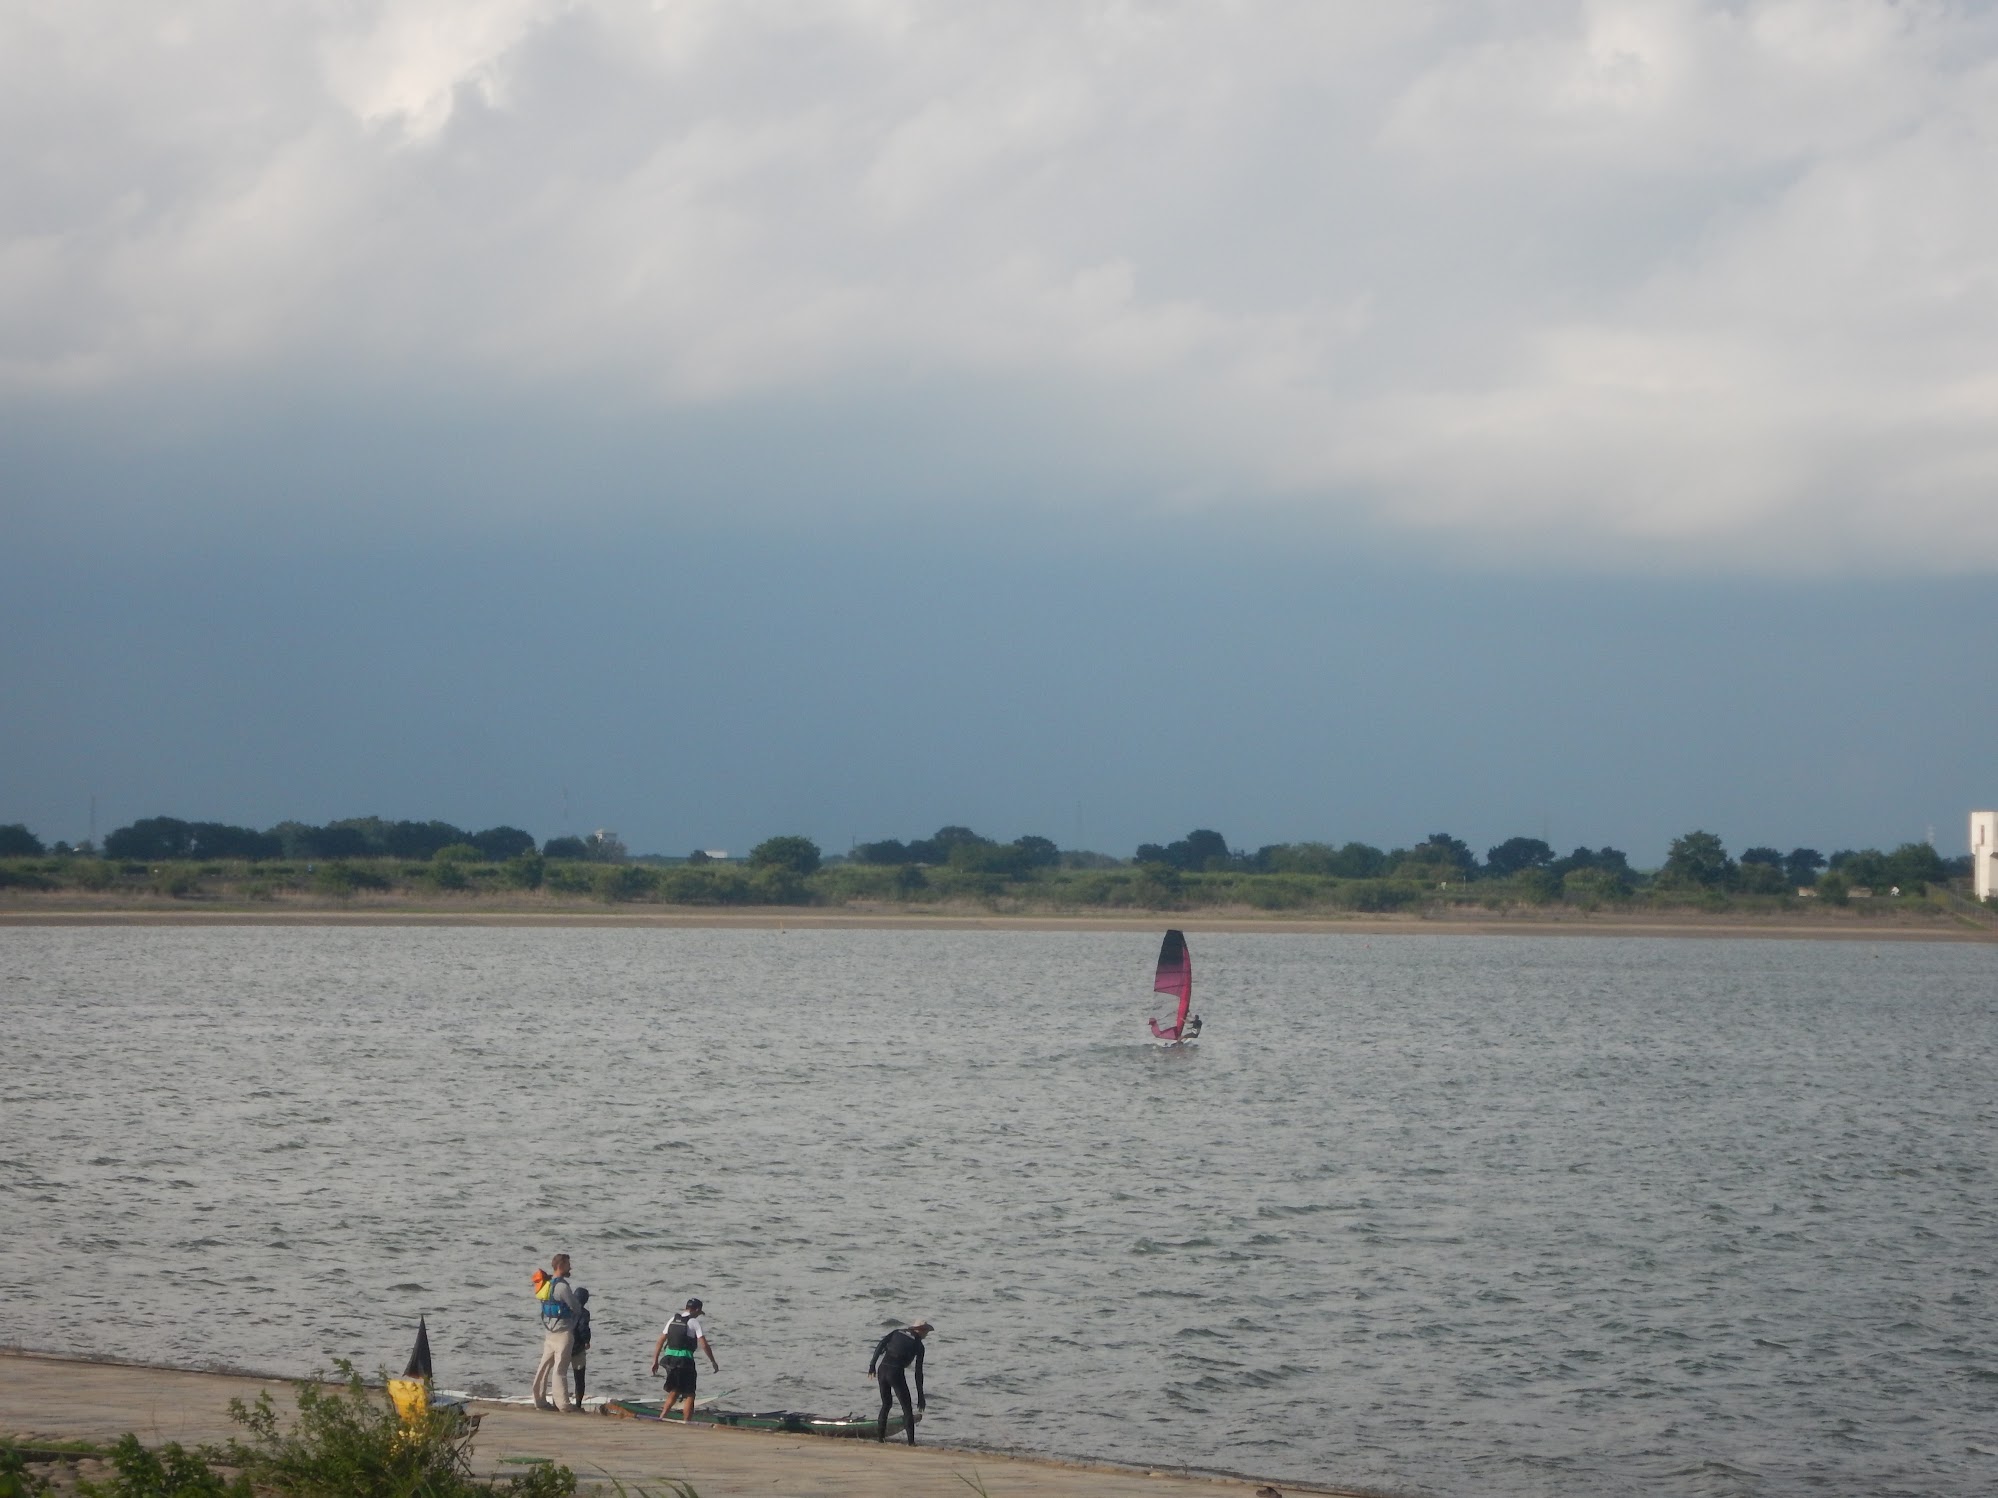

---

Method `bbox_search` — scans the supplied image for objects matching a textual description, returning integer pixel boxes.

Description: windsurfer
[866,1318,931,1445]
[1184,1013,1202,1039]
[1148,929,1194,1043]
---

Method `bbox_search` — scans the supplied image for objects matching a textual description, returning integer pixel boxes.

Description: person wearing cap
[650,1298,719,1422]
[866,1318,931,1445]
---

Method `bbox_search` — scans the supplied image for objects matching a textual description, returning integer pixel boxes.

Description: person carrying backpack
[530,1253,581,1412]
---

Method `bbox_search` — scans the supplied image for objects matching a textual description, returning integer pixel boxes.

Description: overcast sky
[5,2,1996,862]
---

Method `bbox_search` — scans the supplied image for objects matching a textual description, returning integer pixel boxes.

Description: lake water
[3,926,1995,1497]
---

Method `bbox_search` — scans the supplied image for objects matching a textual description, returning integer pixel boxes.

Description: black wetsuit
[868,1329,926,1444]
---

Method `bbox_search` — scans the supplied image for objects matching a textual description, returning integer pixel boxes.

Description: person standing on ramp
[866,1318,931,1444]
[649,1298,719,1421]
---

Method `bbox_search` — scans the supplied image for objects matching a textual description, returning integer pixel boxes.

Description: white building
[1974,811,1998,901]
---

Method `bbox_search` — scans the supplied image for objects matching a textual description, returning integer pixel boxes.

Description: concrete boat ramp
[1,1352,1355,1497]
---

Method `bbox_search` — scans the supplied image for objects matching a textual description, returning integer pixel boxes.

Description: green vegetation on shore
[1,1365,586,1498]
[0,815,1984,920]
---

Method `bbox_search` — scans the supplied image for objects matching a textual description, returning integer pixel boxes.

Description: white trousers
[532,1327,575,1409]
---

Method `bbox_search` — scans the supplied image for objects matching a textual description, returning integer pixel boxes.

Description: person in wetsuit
[866,1318,931,1444]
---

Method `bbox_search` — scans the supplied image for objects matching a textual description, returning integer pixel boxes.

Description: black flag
[403,1316,433,1380]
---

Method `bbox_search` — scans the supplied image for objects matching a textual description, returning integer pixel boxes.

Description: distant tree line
[0,815,1979,911]
[0,815,651,864]
[1133,827,1633,884]
[86,815,539,863]
[851,825,1062,878]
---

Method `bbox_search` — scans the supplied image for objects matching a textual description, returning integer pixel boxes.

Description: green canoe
[606,1401,905,1438]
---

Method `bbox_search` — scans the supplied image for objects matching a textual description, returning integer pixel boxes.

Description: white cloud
[5,0,1998,570]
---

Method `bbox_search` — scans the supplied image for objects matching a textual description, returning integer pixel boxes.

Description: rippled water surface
[5,926,1996,1496]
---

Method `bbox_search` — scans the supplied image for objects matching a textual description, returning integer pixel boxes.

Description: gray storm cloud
[6,0,1998,570]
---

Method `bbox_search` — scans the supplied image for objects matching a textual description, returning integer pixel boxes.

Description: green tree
[104,816,195,860]
[1737,860,1789,895]
[1829,848,1888,888]
[1410,832,1478,880]
[902,826,988,863]
[1327,842,1389,878]
[1013,835,1060,869]
[469,825,536,860]
[949,841,1032,877]
[0,823,44,856]
[1784,847,1826,887]
[1661,830,1736,889]
[1485,837,1554,877]
[1885,841,1948,892]
[1137,829,1233,871]
[542,836,589,859]
[751,835,822,876]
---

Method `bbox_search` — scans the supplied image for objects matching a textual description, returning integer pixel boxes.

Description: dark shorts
[662,1358,697,1397]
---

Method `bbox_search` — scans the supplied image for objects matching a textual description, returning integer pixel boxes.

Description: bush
[750,836,822,877]
[503,853,545,890]
[748,866,812,904]
[314,865,390,898]
[655,866,753,904]
[595,865,657,903]
[79,1433,248,1496]
[1330,879,1424,913]
[544,863,593,895]
[151,868,201,899]
[1238,874,1328,911]
[70,858,117,891]
[1562,867,1631,909]
[221,1363,577,1498]
[428,862,470,891]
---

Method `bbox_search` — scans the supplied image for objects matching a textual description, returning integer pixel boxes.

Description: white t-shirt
[662,1314,706,1344]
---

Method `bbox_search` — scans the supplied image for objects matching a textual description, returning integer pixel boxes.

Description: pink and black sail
[1148,928,1192,1040]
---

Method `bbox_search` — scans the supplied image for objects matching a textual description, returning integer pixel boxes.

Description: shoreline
[0,1350,1362,1496]
[1,897,1992,941]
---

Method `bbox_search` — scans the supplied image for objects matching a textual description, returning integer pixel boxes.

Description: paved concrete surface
[1,1352,1353,1497]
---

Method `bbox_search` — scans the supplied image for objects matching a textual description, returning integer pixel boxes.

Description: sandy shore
[1,898,1992,940]
[0,1352,1354,1496]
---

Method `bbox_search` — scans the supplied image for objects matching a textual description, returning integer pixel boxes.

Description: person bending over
[866,1318,932,1445]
